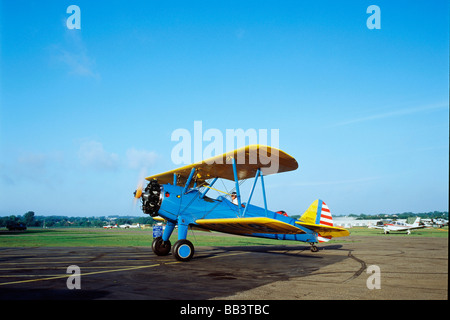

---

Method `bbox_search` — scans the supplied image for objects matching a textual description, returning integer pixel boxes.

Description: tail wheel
[173,239,195,262]
[152,237,171,256]
[310,244,319,252]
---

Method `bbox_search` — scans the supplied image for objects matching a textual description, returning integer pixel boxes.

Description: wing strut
[260,170,268,216]
[231,157,242,215]
[242,168,261,217]
[200,177,218,199]
[182,167,196,194]
[238,167,269,218]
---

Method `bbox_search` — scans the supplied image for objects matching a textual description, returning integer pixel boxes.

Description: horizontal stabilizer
[295,221,349,238]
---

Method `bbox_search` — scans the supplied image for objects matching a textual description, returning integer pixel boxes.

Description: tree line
[0,211,157,228]
[349,211,448,220]
[1,210,448,229]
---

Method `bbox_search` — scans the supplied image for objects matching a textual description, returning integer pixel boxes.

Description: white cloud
[235,28,246,39]
[50,28,100,79]
[76,141,159,172]
[78,141,119,171]
[268,176,382,189]
[17,152,47,170]
[0,151,65,186]
[57,47,99,78]
[332,102,448,127]
[126,148,158,170]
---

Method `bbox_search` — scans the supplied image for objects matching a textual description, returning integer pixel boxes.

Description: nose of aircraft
[139,180,163,216]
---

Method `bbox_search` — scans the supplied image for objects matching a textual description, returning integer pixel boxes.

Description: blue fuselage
[156,184,317,243]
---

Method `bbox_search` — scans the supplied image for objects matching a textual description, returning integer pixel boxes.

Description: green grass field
[0,226,447,247]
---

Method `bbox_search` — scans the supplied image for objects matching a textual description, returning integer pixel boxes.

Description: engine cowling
[141,180,163,217]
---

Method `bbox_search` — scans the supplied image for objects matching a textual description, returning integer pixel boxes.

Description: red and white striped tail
[299,199,349,243]
[318,201,333,242]
[318,235,332,243]
[299,199,339,242]
[319,201,333,227]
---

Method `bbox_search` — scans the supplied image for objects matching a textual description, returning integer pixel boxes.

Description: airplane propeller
[133,180,143,201]
[133,168,147,207]
[132,168,163,216]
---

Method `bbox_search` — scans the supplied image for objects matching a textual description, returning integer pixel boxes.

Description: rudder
[300,199,334,226]
[299,199,335,242]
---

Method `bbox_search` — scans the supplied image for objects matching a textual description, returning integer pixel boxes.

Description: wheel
[152,237,171,256]
[310,245,319,252]
[173,239,195,261]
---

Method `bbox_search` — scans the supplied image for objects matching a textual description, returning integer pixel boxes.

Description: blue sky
[1,0,448,217]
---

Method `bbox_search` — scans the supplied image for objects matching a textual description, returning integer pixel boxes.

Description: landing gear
[173,239,195,262]
[152,237,171,256]
[152,219,195,261]
[310,243,319,252]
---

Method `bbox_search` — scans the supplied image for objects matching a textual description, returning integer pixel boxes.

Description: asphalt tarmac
[0,234,447,300]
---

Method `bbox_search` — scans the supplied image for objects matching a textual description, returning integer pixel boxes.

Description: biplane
[133,145,349,261]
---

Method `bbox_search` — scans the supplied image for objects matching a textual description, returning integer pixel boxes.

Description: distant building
[333,217,406,228]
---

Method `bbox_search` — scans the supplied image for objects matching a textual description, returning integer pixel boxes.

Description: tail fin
[411,217,421,227]
[298,199,342,242]
[300,199,334,226]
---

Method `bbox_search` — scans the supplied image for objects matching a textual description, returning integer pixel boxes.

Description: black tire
[173,239,195,262]
[310,245,319,252]
[152,237,171,256]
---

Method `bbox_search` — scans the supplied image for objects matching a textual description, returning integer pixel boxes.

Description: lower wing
[195,217,305,235]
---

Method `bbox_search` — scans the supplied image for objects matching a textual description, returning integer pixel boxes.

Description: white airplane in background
[422,218,448,228]
[369,217,425,234]
[103,224,118,229]
[119,223,141,229]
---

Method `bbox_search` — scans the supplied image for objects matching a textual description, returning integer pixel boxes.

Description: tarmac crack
[83,253,106,264]
[344,250,367,283]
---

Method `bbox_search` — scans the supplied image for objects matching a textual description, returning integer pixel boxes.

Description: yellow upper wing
[196,217,305,235]
[146,144,299,186]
